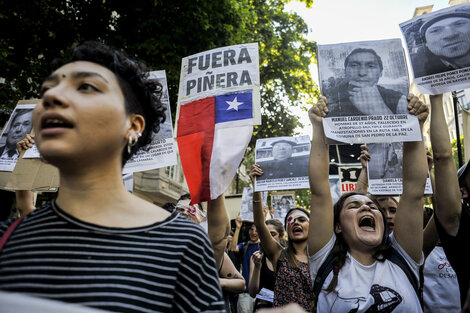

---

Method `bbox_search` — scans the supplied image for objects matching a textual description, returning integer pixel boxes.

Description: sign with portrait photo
[271,191,295,224]
[318,39,421,144]
[0,103,35,172]
[240,187,267,221]
[123,70,177,174]
[367,142,433,195]
[254,135,310,192]
[400,3,470,94]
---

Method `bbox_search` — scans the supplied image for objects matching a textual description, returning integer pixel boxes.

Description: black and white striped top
[0,201,225,313]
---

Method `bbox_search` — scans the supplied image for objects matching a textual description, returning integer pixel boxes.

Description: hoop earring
[127,135,138,154]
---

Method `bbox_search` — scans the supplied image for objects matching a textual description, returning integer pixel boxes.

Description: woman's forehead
[49,61,117,84]
[344,194,372,205]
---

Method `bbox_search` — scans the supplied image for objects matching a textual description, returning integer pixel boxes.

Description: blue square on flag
[215,91,253,124]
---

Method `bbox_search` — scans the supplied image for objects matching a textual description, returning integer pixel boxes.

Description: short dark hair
[420,12,470,42]
[51,41,166,166]
[344,48,383,72]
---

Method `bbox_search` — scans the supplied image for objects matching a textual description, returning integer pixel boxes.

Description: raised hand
[407,94,429,124]
[309,96,329,124]
[16,134,35,154]
[358,144,370,168]
[250,164,263,184]
[235,214,243,229]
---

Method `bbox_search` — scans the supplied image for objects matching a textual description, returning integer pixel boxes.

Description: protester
[0,109,33,162]
[229,215,259,313]
[325,48,408,117]
[0,41,225,312]
[429,94,470,307]
[412,12,470,77]
[250,164,313,312]
[308,95,428,312]
[355,144,399,232]
[248,218,285,311]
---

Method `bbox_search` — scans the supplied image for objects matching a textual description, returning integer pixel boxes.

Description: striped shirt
[0,201,225,313]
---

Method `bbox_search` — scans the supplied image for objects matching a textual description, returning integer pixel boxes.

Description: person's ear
[460,186,469,199]
[335,223,342,234]
[126,114,145,140]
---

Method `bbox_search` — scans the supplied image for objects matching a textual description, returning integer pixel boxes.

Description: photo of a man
[0,109,33,163]
[321,46,408,117]
[401,3,470,78]
[256,137,309,181]
[271,192,295,223]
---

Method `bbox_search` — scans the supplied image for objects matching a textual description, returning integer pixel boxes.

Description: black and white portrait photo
[271,192,295,223]
[255,135,309,181]
[367,142,403,180]
[400,3,470,94]
[240,187,254,221]
[0,106,34,171]
[318,39,409,117]
[401,3,470,78]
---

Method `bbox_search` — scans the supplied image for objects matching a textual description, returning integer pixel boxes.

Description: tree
[0,0,317,135]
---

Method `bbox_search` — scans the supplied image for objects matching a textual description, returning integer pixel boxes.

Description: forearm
[429,95,461,234]
[228,227,240,252]
[354,166,368,193]
[219,277,246,293]
[248,263,261,297]
[309,122,330,196]
[15,190,35,217]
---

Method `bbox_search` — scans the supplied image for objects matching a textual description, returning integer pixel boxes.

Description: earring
[127,135,139,154]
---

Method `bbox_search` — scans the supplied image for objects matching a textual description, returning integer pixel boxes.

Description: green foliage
[0,0,317,135]
[451,135,465,168]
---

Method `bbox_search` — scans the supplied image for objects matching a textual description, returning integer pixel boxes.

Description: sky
[285,0,450,135]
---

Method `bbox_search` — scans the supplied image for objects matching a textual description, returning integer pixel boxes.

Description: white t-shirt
[309,234,423,313]
[423,246,461,313]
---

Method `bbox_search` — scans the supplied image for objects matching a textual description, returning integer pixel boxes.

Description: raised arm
[422,149,439,257]
[228,215,242,252]
[308,96,334,256]
[251,164,282,264]
[15,134,36,217]
[429,94,461,236]
[354,144,370,193]
[394,94,429,262]
[207,194,231,270]
[248,250,263,297]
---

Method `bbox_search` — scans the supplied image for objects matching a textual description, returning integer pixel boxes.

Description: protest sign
[271,191,295,223]
[329,175,341,204]
[0,103,35,171]
[367,142,433,195]
[318,39,421,144]
[254,135,310,192]
[240,187,254,221]
[176,43,260,203]
[400,3,470,94]
[123,70,177,174]
[338,165,361,193]
[240,187,267,221]
[5,151,59,192]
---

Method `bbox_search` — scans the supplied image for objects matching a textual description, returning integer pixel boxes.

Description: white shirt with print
[309,234,423,313]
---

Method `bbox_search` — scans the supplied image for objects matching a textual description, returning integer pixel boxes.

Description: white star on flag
[226,97,243,111]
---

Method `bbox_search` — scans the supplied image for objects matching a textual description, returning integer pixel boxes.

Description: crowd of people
[0,39,469,313]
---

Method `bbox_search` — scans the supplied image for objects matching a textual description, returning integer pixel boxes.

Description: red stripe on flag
[177,98,215,204]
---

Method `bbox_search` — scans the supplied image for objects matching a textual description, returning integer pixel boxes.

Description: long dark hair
[325,192,391,293]
[284,207,310,269]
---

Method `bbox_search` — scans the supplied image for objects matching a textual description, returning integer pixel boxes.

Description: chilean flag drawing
[177,90,253,204]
